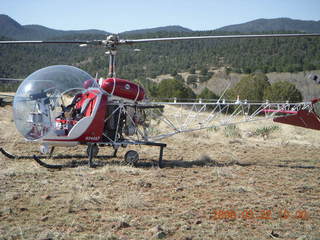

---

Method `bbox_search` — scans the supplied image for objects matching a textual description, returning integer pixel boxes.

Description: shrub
[200,67,208,76]
[189,68,196,74]
[227,73,270,101]
[251,125,280,139]
[263,81,302,102]
[223,125,241,138]
[186,75,197,85]
[197,88,219,100]
[157,78,196,99]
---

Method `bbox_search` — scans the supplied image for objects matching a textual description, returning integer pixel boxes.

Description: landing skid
[33,155,74,169]
[0,141,166,169]
[0,146,118,169]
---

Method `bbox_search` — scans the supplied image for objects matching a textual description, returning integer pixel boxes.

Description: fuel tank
[99,78,145,101]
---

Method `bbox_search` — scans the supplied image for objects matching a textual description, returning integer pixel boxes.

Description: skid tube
[0,141,166,168]
[133,141,166,168]
[0,146,118,169]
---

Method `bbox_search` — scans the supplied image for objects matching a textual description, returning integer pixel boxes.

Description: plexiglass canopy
[13,65,97,140]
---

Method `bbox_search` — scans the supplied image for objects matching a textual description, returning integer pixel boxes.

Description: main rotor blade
[1,33,319,46]
[120,33,320,44]
[0,40,101,45]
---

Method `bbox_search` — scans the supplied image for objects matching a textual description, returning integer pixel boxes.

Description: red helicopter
[1,33,320,168]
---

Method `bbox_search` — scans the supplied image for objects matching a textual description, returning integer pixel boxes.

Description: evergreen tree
[227,73,270,101]
[157,79,196,100]
[263,81,302,102]
[197,87,219,100]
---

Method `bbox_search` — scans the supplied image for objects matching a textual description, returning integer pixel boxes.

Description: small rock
[117,221,130,230]
[180,237,193,240]
[41,195,51,200]
[234,187,247,193]
[181,225,191,230]
[297,186,313,193]
[97,176,105,181]
[175,187,184,192]
[138,180,152,188]
[152,231,166,239]
[12,194,20,200]
[74,225,85,232]
[229,140,242,144]
[149,225,164,234]
[37,230,55,240]
[270,230,280,238]
[41,216,48,222]
[194,220,202,225]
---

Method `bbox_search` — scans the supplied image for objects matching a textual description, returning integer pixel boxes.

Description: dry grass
[0,105,320,239]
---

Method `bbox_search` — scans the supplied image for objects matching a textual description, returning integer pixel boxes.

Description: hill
[0,15,193,40]
[0,14,109,40]
[2,15,320,41]
[121,25,193,35]
[216,18,320,33]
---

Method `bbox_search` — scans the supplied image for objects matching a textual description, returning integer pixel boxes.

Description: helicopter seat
[79,98,92,117]
[74,92,97,118]
[54,91,98,137]
[55,118,78,136]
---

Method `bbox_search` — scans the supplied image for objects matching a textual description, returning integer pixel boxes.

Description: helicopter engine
[104,104,147,141]
[124,106,146,136]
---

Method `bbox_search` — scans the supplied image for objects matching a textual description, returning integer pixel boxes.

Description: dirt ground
[0,104,319,240]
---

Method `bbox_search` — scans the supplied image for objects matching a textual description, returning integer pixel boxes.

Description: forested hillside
[1,15,320,79]
[1,16,320,101]
[216,18,320,33]
[1,30,320,80]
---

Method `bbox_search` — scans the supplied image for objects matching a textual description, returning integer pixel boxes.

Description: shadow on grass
[32,155,320,170]
[2,147,319,170]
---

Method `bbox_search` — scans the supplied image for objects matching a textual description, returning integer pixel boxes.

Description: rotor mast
[108,50,116,78]
[104,35,119,78]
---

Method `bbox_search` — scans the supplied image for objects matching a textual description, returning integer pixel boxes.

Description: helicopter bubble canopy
[13,65,98,140]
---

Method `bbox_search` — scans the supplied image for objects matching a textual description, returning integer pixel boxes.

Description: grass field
[0,104,319,240]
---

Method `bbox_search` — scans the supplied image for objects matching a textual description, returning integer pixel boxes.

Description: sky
[1,0,320,33]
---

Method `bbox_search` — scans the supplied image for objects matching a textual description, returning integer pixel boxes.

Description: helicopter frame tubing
[0,99,312,169]
[0,101,167,169]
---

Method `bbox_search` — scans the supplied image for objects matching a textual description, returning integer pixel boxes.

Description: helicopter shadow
[38,155,254,169]
[100,157,319,170]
